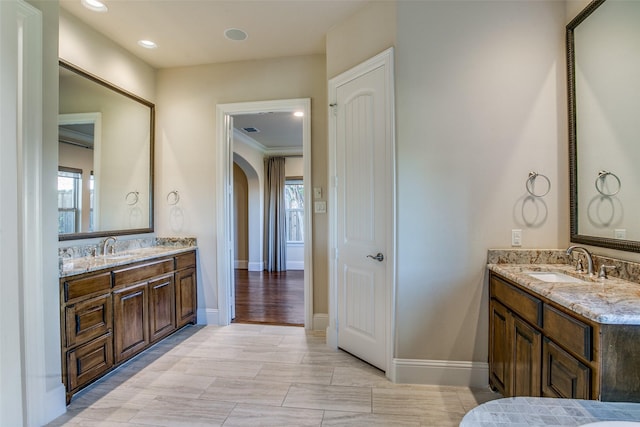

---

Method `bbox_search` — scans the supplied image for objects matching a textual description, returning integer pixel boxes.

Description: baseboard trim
[312,313,328,331]
[43,384,66,425]
[392,358,489,388]
[248,261,264,272]
[286,261,304,270]
[234,260,248,269]
[197,308,219,325]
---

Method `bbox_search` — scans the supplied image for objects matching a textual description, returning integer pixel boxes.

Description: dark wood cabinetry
[489,271,640,401]
[175,251,197,328]
[60,250,197,403]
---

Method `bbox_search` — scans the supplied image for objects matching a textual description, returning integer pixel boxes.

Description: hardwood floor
[234,269,304,326]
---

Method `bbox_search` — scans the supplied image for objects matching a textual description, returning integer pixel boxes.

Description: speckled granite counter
[487,263,640,325]
[487,249,640,325]
[460,397,640,426]
[59,237,197,278]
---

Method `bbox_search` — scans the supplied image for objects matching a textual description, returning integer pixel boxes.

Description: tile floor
[48,324,500,426]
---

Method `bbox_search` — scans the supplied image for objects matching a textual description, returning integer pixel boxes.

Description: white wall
[233,163,249,267]
[394,1,568,364]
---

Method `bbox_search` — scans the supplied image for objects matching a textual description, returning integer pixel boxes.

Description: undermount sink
[526,271,586,283]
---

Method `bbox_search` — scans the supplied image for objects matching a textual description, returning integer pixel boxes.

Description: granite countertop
[60,245,196,278]
[461,397,640,426]
[488,263,640,325]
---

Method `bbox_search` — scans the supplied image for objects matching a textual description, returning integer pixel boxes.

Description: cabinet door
[489,299,511,395]
[113,282,149,363]
[542,338,591,399]
[149,274,176,343]
[65,293,112,348]
[512,315,542,396]
[175,267,197,328]
[67,333,113,391]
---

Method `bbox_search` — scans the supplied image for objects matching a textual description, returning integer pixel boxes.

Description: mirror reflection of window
[285,179,304,243]
[58,168,82,234]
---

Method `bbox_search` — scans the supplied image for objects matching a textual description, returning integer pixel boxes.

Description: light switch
[615,229,626,239]
[314,201,326,214]
[313,187,322,199]
[511,229,522,247]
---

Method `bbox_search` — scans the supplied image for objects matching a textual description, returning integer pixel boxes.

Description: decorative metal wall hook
[595,170,621,196]
[125,191,139,205]
[525,171,550,197]
[167,190,180,205]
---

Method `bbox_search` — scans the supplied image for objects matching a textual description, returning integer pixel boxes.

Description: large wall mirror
[59,60,154,240]
[568,0,640,252]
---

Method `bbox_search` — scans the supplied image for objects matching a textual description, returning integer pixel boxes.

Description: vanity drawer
[65,293,112,348]
[175,251,196,270]
[66,333,114,391]
[113,258,173,287]
[63,272,112,303]
[490,275,542,327]
[543,304,592,361]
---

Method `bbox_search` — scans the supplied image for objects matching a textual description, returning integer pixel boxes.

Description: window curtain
[264,157,287,272]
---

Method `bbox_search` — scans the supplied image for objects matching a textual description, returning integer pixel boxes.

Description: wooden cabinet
[149,274,176,343]
[489,298,541,397]
[113,282,150,363]
[489,271,640,402]
[60,250,197,403]
[175,251,197,328]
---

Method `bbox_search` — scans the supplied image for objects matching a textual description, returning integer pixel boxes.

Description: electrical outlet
[314,201,326,214]
[615,229,626,239]
[511,229,522,247]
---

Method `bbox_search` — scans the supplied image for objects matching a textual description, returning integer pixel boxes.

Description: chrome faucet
[102,236,117,256]
[566,245,594,276]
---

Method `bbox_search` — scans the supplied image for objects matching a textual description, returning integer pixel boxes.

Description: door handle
[367,253,384,262]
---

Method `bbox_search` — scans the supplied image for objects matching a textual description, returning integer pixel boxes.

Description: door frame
[327,48,397,377]
[215,98,313,328]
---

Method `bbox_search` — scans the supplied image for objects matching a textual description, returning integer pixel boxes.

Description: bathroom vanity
[488,257,640,402]
[59,246,197,403]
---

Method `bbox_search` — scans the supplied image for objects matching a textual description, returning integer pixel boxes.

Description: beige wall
[393,1,568,362]
[155,55,328,315]
[327,0,570,365]
[233,163,249,264]
[326,1,397,79]
[59,9,156,102]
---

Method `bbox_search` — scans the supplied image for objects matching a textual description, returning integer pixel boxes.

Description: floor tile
[223,403,324,426]
[283,383,371,412]
[47,325,495,427]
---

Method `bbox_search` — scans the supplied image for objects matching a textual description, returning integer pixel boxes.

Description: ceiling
[59,0,369,70]
[59,0,367,150]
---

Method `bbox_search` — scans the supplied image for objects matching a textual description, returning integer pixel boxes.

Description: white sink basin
[526,271,586,283]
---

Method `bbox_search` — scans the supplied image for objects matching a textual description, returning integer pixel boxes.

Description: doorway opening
[216,99,312,329]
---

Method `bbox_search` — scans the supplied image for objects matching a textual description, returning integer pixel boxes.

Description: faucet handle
[575,258,585,273]
[598,265,617,279]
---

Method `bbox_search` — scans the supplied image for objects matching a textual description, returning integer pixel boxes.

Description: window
[58,168,82,234]
[285,180,304,243]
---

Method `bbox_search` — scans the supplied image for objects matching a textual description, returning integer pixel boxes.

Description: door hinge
[330,103,337,116]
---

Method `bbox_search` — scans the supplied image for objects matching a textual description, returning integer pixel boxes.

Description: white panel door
[335,61,391,371]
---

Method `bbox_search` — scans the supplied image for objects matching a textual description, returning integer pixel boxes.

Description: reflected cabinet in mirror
[568,0,640,252]
[58,60,154,240]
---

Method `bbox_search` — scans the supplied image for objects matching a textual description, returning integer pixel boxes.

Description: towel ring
[125,191,139,205]
[525,172,550,197]
[595,170,621,196]
[167,190,180,205]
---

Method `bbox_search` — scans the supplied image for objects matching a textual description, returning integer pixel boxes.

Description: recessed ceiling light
[138,40,157,49]
[224,28,248,41]
[293,111,304,117]
[81,0,108,12]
